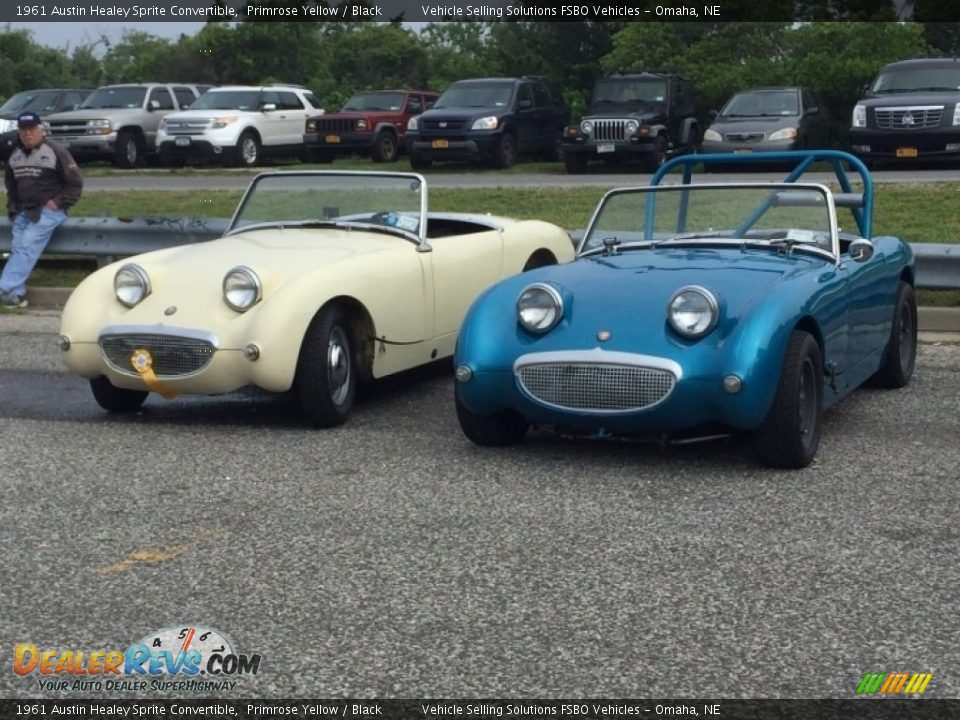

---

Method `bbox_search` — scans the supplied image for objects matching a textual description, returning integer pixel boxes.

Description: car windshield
[721,90,799,116]
[435,83,514,108]
[80,87,146,109]
[230,172,426,239]
[581,184,836,256]
[871,66,960,93]
[592,79,666,104]
[189,90,262,110]
[342,92,406,111]
[0,90,60,113]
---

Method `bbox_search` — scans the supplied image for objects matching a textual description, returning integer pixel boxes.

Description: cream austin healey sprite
[58,170,574,426]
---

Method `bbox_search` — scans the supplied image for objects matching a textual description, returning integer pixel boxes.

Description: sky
[15,22,207,51]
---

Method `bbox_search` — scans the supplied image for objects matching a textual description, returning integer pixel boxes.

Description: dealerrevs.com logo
[14,625,262,692]
[856,672,933,696]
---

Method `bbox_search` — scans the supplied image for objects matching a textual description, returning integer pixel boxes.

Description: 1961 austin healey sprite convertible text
[453,151,917,468]
[59,170,575,426]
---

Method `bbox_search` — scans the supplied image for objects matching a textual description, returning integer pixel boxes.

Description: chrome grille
[874,106,943,130]
[517,362,676,413]
[591,119,628,142]
[163,119,210,135]
[100,334,216,378]
[47,121,90,136]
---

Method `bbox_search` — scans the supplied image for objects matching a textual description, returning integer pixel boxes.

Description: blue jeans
[1,207,66,296]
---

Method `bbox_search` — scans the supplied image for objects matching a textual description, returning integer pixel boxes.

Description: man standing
[2,111,83,308]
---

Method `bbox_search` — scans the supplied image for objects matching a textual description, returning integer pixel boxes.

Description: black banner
[1,699,959,720]
[3,0,960,23]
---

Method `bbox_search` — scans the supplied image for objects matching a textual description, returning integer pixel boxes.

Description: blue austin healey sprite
[453,150,917,468]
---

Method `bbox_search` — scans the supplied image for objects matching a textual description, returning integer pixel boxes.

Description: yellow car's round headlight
[114,264,150,308]
[223,266,262,312]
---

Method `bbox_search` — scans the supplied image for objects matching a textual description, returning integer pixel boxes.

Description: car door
[256,90,287,149]
[276,91,311,149]
[842,240,895,382]
[421,227,506,357]
[512,83,539,155]
[145,87,176,146]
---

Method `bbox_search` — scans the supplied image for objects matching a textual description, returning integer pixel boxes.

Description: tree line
[2,20,958,139]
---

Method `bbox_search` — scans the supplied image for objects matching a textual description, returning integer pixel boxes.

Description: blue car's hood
[502,246,832,352]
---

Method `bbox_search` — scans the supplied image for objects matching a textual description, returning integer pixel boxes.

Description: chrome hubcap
[326,327,350,405]
[242,139,256,164]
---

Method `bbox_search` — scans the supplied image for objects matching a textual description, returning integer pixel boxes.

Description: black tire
[753,330,823,469]
[409,153,432,170]
[455,391,528,446]
[235,131,260,167]
[493,132,517,169]
[564,153,588,174]
[295,305,356,427]
[371,131,399,163]
[870,281,917,388]
[641,135,667,173]
[114,130,141,169]
[90,376,148,413]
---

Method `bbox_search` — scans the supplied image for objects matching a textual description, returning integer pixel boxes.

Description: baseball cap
[17,111,42,128]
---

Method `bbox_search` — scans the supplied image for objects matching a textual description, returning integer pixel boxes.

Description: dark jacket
[5,137,83,222]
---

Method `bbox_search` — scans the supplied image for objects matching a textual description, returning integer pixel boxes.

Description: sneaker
[0,290,28,309]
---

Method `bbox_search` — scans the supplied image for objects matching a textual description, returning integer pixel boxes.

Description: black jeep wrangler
[405,76,568,169]
[563,70,700,173]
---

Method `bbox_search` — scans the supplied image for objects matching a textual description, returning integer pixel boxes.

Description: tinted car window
[278,92,304,110]
[149,87,175,110]
[173,87,197,108]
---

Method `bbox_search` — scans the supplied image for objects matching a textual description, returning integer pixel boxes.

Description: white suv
[156,85,323,166]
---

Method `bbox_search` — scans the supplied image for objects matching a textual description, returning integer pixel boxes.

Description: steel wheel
[753,330,823,468]
[295,305,356,427]
[870,281,917,388]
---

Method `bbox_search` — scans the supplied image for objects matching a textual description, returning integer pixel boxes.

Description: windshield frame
[226,170,430,247]
[578,182,841,263]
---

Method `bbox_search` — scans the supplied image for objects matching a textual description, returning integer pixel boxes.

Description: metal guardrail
[1,218,958,290]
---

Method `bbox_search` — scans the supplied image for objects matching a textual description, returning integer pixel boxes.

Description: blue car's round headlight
[223,266,262,312]
[668,285,718,338]
[517,283,563,334]
[114,264,150,308]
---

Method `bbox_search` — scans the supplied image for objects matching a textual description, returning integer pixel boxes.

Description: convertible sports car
[453,150,917,468]
[59,170,574,426]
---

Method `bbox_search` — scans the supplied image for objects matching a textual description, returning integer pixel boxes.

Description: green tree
[418,22,494,91]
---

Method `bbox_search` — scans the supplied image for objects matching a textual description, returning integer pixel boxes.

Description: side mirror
[148,100,160,111]
[807,106,819,114]
[708,109,719,119]
[848,238,874,263]
[517,99,533,110]
[261,103,277,112]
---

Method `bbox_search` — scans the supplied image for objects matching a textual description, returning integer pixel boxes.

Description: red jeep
[303,90,438,163]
